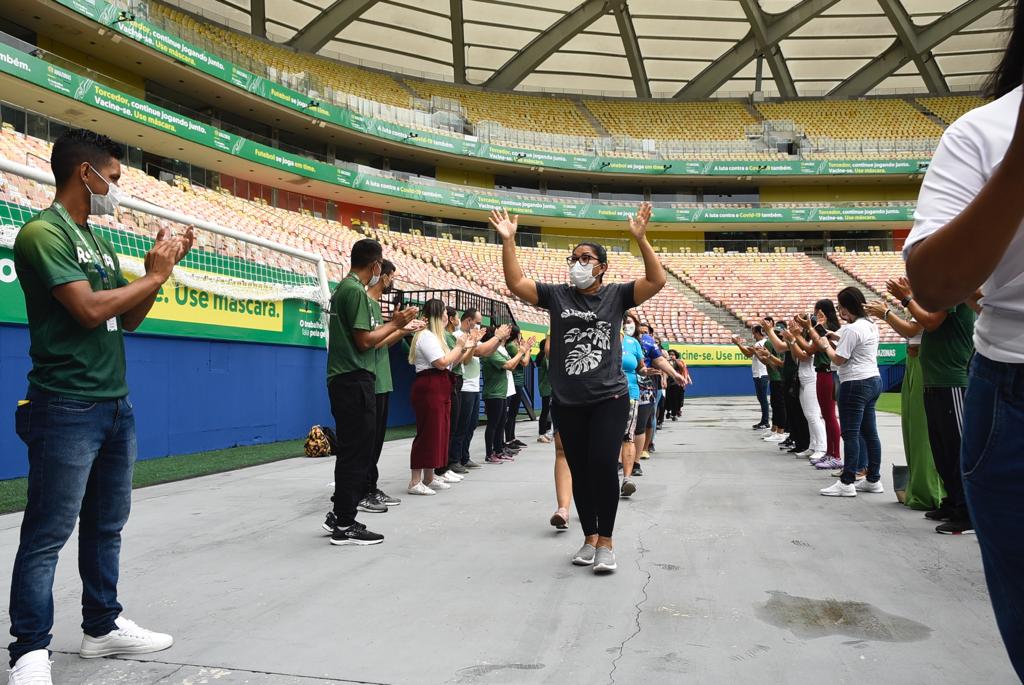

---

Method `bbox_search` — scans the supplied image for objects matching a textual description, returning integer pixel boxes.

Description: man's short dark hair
[350,239,383,268]
[753,325,764,336]
[446,306,458,319]
[380,259,396,276]
[51,129,123,188]
[764,316,775,324]
[461,307,479,322]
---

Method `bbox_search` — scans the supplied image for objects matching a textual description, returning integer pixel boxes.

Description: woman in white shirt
[809,287,882,498]
[406,299,474,496]
[902,26,1024,677]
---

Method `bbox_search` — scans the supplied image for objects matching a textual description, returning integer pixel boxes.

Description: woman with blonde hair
[407,299,481,495]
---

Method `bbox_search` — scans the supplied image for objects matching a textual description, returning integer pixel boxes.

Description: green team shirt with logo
[369,298,392,393]
[14,206,130,400]
[507,342,526,387]
[327,273,377,380]
[445,330,463,377]
[921,303,976,388]
[765,341,782,382]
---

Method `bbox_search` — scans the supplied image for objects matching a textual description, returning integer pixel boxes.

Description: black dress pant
[365,391,390,495]
[785,376,808,450]
[923,386,968,514]
[329,370,376,527]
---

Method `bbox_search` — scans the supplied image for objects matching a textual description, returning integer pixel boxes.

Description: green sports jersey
[369,298,392,394]
[327,273,377,380]
[765,341,782,382]
[920,303,975,388]
[14,204,130,400]
[507,342,526,387]
[482,346,511,400]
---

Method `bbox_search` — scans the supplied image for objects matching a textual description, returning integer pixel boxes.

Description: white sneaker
[440,470,463,483]
[407,482,436,496]
[425,478,450,490]
[795,449,815,458]
[8,650,51,685]
[764,433,786,442]
[807,451,826,462]
[855,479,885,494]
[820,481,857,497]
[759,429,774,438]
[80,617,173,659]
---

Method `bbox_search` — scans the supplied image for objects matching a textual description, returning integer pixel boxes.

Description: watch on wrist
[901,296,912,307]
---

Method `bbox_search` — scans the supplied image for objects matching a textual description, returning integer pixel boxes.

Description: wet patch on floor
[756,591,931,642]
[653,563,681,571]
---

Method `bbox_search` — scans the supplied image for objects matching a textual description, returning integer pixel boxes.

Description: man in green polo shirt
[9,129,193,683]
[325,239,417,547]
[892,277,977,534]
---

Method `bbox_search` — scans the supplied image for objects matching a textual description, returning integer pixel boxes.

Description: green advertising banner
[0,202,326,347]
[0,43,915,224]
[55,0,932,178]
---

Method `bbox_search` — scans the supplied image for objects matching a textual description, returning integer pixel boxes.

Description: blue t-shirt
[621,335,643,401]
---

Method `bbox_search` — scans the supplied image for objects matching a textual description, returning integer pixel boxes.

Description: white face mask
[569,260,597,289]
[86,164,122,216]
[367,262,381,288]
[624,322,636,336]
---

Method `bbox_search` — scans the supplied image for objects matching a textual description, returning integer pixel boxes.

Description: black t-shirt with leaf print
[536,281,636,406]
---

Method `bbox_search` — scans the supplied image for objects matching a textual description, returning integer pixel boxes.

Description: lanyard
[50,202,114,290]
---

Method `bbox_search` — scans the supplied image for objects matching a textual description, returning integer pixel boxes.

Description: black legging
[769,379,786,429]
[538,395,552,435]
[439,376,464,475]
[785,377,809,450]
[552,395,629,538]
[666,385,683,418]
[504,387,523,442]
[484,397,507,457]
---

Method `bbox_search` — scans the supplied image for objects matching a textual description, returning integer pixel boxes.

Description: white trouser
[799,373,826,453]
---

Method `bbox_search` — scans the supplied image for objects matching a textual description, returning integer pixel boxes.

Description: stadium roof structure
[162,0,1012,98]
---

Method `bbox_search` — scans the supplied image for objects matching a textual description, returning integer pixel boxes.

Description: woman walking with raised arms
[490,203,666,574]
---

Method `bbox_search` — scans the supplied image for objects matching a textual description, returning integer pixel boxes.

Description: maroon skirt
[410,370,455,469]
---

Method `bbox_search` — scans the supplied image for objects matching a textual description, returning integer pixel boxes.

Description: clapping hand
[887,277,912,301]
[393,306,420,328]
[865,301,888,319]
[403,318,427,333]
[489,209,518,241]
[628,202,652,241]
[495,323,512,340]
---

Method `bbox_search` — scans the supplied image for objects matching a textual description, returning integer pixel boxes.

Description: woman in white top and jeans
[902,10,1024,674]
[810,287,882,498]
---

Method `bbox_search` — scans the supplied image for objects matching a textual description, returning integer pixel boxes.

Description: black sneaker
[632,463,643,477]
[322,511,337,533]
[357,496,388,514]
[649,443,656,453]
[450,463,469,475]
[331,522,384,546]
[463,460,482,469]
[510,439,527,448]
[924,506,954,521]
[621,480,636,498]
[936,520,975,535]
[752,423,768,430]
[375,489,401,506]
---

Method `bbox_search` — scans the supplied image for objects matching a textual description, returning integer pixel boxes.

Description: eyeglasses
[567,254,601,266]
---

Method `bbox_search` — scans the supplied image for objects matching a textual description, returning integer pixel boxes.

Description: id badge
[106,317,118,332]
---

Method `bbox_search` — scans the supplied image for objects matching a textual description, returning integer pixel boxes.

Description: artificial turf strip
[876,392,902,416]
[0,424,419,516]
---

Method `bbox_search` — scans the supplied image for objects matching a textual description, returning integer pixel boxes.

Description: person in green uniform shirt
[8,129,195,683]
[889,277,978,534]
[324,239,418,547]
[358,260,423,512]
[481,327,528,463]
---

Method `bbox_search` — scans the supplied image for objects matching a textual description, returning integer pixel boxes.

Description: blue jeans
[753,375,770,425]
[451,390,480,465]
[837,376,882,485]
[962,353,1024,680]
[9,388,136,666]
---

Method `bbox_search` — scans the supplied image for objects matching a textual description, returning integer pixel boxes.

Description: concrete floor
[0,397,1016,685]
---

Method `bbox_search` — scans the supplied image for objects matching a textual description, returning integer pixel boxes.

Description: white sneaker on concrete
[438,470,462,483]
[80,617,173,659]
[807,451,826,462]
[795,449,815,458]
[425,478,450,490]
[8,650,51,685]
[407,482,436,495]
[820,481,857,497]
[855,479,885,494]
[764,433,787,442]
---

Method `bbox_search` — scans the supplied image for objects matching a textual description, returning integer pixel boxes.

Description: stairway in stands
[810,254,886,299]
[666,271,749,338]
[574,100,611,137]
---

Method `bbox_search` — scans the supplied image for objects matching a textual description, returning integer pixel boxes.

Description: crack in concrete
[606,532,654,685]
[49,651,394,685]
[151,664,185,684]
